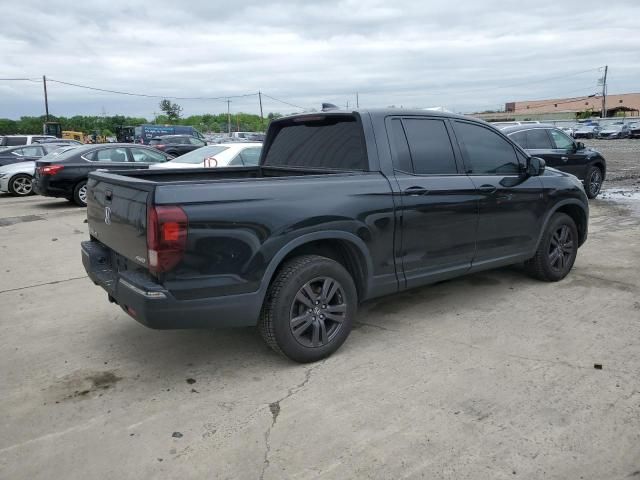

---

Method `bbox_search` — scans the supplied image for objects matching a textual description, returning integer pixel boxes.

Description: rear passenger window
[402,118,457,174]
[526,129,553,149]
[390,119,412,172]
[509,131,528,148]
[454,122,520,175]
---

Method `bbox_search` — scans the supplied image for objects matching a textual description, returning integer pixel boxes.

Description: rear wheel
[525,213,578,282]
[9,174,34,196]
[73,180,88,207]
[258,255,357,363]
[584,166,603,199]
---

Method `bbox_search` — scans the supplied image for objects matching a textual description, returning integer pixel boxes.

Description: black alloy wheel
[289,276,347,348]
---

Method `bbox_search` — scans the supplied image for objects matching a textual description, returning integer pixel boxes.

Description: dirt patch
[47,370,122,402]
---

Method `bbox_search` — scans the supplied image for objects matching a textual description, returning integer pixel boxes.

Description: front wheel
[525,213,578,282]
[584,166,603,199]
[9,174,34,196]
[258,255,357,363]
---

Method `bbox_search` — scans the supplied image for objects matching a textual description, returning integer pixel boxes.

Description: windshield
[168,145,228,164]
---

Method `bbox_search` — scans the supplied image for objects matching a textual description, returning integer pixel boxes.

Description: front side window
[525,129,553,149]
[402,118,457,175]
[549,129,574,150]
[454,121,520,175]
[129,148,167,163]
[92,148,128,162]
[188,137,205,146]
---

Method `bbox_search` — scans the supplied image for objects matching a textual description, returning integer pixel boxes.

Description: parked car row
[0,138,263,205]
[494,121,640,139]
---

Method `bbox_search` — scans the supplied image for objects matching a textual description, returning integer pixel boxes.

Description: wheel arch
[259,231,374,303]
[535,200,588,251]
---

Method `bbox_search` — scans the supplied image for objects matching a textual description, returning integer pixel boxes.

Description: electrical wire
[47,78,258,101]
[260,93,306,110]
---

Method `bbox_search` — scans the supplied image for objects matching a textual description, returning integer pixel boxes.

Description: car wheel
[525,213,578,282]
[258,254,357,363]
[9,174,34,196]
[584,166,603,199]
[73,180,88,207]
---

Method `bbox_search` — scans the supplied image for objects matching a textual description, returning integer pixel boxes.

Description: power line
[0,78,41,82]
[261,93,306,110]
[47,78,258,101]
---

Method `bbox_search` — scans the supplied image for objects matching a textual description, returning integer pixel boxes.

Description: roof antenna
[321,103,339,112]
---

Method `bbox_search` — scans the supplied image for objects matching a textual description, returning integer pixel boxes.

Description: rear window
[263,116,367,170]
[6,137,27,146]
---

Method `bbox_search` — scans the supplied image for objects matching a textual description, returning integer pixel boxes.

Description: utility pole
[346,100,349,109]
[42,75,49,121]
[356,92,359,108]
[601,65,608,119]
[226,99,231,135]
[258,91,264,131]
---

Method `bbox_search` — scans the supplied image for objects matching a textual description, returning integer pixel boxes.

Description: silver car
[0,145,78,196]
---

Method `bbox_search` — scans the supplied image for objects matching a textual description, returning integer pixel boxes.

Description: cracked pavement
[1,185,640,479]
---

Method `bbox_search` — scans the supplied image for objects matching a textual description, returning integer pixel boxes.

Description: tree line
[0,112,284,136]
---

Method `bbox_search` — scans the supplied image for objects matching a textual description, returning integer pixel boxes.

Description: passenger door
[452,120,544,266]
[388,117,478,288]
[547,128,589,179]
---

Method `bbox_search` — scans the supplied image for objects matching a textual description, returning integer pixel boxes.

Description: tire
[258,255,357,363]
[73,180,88,207]
[525,213,578,282]
[9,174,34,196]
[584,165,603,199]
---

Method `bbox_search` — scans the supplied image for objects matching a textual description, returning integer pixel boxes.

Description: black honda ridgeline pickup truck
[82,109,589,362]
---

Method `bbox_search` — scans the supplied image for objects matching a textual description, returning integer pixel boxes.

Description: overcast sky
[1,0,639,119]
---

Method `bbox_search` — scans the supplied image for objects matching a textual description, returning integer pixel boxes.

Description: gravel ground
[583,138,640,188]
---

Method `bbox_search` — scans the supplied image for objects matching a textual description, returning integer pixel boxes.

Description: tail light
[38,164,64,176]
[147,205,188,273]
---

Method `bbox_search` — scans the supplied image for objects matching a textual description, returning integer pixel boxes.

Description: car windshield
[168,145,228,164]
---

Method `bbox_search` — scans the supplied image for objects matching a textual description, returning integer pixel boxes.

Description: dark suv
[149,135,206,157]
[502,124,606,198]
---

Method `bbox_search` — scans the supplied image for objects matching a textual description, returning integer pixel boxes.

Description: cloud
[1,0,639,118]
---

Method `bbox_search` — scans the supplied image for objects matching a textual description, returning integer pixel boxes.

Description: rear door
[452,120,544,265]
[388,116,478,288]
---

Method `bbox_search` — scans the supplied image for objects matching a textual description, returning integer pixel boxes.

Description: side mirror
[527,156,546,176]
[575,141,585,151]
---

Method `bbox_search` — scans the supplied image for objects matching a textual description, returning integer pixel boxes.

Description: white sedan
[150,143,262,169]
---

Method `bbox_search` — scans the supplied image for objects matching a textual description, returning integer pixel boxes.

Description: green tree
[159,99,183,122]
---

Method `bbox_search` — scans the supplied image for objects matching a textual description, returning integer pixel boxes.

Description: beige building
[474,92,640,121]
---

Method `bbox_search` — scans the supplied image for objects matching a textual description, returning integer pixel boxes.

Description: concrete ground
[1,171,640,478]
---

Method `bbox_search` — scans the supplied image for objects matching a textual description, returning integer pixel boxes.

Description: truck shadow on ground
[97,265,534,379]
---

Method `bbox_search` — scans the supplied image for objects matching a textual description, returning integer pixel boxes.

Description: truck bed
[91,165,354,188]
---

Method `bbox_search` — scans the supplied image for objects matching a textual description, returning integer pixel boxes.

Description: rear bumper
[81,240,262,329]
[34,176,70,197]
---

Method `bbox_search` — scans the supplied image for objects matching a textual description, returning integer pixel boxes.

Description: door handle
[403,186,429,196]
[561,156,569,161]
[478,185,497,194]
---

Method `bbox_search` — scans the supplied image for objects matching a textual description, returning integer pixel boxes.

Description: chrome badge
[104,206,112,225]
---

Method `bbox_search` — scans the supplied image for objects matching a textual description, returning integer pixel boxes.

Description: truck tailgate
[87,177,149,268]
